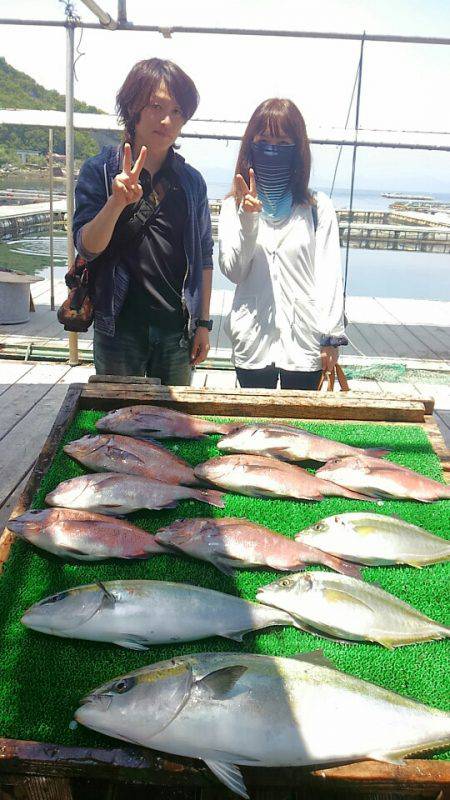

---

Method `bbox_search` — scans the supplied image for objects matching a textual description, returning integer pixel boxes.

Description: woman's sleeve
[73,159,108,261]
[314,194,348,347]
[197,175,214,269]
[218,196,259,284]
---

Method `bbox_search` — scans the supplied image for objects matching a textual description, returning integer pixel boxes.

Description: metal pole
[343,34,366,304]
[48,128,55,311]
[66,20,79,366]
[117,0,127,25]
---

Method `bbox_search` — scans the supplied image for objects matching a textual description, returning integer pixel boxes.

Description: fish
[21,580,301,648]
[194,454,368,502]
[6,508,168,561]
[64,433,198,485]
[217,424,390,463]
[75,650,450,798]
[45,473,224,515]
[257,571,450,648]
[316,456,450,502]
[96,404,240,440]
[155,517,361,578]
[295,512,450,567]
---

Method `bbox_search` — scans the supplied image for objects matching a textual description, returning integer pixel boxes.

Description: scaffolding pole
[65,20,78,366]
[48,128,55,311]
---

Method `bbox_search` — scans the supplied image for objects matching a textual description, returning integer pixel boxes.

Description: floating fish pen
[0,378,448,797]
[0,210,66,240]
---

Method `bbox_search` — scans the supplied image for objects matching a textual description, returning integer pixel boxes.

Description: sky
[1,0,450,192]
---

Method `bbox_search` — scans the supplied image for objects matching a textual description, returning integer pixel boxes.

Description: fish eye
[113,677,135,694]
[279,578,293,588]
[313,523,327,532]
[40,591,68,605]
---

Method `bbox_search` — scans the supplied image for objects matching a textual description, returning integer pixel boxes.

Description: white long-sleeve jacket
[218,191,347,371]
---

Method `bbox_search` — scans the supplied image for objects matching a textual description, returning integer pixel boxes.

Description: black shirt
[118,149,188,329]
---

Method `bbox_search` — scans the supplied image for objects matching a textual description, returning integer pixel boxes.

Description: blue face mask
[250,141,296,222]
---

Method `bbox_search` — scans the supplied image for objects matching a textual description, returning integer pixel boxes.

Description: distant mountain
[0,57,119,165]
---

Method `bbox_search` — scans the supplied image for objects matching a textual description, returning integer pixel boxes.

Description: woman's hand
[321,346,339,374]
[234,168,262,213]
[111,143,147,209]
[190,327,210,366]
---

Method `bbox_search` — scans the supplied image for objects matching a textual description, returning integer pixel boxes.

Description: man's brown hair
[116,58,199,144]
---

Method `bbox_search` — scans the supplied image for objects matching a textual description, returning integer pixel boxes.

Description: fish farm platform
[0,378,448,799]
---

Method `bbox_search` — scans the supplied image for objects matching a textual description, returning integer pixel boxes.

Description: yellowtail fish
[257,571,450,648]
[75,650,450,798]
[296,512,450,567]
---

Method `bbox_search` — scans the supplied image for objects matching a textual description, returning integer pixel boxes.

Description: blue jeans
[93,314,193,385]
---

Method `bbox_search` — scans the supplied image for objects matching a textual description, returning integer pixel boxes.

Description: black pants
[236,366,322,390]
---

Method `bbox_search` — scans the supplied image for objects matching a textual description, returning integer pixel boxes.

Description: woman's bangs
[254,109,295,141]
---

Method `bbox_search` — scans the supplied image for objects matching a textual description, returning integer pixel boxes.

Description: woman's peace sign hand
[235,168,262,213]
[111,142,147,209]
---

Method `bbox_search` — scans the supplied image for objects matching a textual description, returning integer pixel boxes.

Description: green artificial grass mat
[0,412,449,759]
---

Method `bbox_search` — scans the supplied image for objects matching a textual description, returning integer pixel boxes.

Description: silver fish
[64,433,198,485]
[22,580,299,648]
[96,404,240,439]
[155,517,362,578]
[45,473,224,515]
[194,454,367,502]
[7,508,167,560]
[296,512,450,567]
[217,424,390,463]
[75,650,450,798]
[317,456,450,502]
[257,571,450,648]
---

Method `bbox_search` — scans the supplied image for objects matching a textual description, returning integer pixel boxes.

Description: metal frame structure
[0,2,449,364]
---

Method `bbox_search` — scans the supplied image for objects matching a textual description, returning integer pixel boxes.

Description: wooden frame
[0,379,449,796]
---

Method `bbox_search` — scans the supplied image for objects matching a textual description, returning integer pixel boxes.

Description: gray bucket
[0,271,44,324]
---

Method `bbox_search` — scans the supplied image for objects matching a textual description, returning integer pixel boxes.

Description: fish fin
[290,649,336,668]
[370,636,396,650]
[324,588,376,616]
[62,545,88,557]
[222,630,247,642]
[403,560,424,568]
[113,637,149,651]
[196,665,247,699]
[290,620,360,646]
[204,760,249,799]
[366,751,406,766]
[96,582,116,608]
[211,556,239,577]
[105,446,146,465]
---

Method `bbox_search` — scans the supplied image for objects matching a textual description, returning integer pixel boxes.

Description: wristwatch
[196,319,213,331]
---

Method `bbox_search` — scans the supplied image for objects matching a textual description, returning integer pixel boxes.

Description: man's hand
[234,168,262,213]
[190,327,210,366]
[321,346,339,374]
[111,142,147,209]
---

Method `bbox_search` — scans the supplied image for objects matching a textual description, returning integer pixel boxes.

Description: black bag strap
[311,191,318,232]
[113,175,172,250]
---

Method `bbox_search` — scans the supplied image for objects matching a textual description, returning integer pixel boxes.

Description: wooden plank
[0,363,71,443]
[0,472,31,538]
[81,385,426,422]
[0,384,83,566]
[88,375,161,385]
[0,361,35,397]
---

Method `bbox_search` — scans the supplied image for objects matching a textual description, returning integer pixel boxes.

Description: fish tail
[296,541,362,579]
[191,488,225,508]
[363,448,391,458]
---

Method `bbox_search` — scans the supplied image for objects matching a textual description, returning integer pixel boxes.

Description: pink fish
[64,434,198,485]
[155,517,361,578]
[317,456,450,502]
[7,508,168,560]
[96,405,240,440]
[194,454,368,502]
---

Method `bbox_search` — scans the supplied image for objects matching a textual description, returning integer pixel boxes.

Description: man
[73,58,213,384]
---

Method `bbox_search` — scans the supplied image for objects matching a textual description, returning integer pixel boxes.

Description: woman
[73,59,213,384]
[218,98,347,390]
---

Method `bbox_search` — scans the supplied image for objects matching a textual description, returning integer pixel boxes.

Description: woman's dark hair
[116,58,199,144]
[233,98,313,205]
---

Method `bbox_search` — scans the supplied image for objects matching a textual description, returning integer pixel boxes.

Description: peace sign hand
[234,168,262,213]
[111,142,147,209]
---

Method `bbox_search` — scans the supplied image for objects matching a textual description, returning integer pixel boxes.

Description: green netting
[0,412,449,761]
[344,363,450,385]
